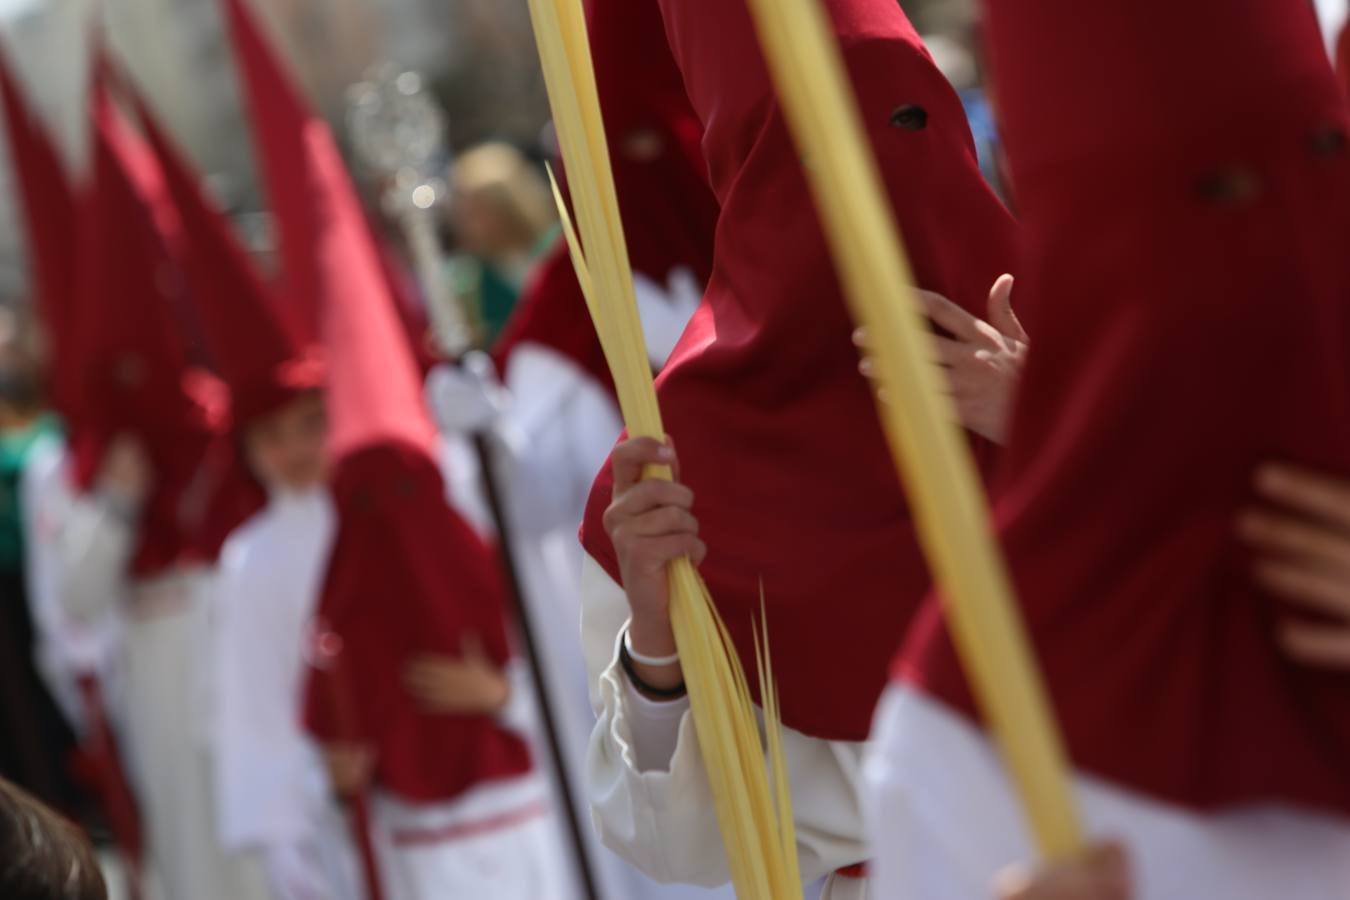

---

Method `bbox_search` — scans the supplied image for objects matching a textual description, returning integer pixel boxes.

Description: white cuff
[621,673,690,774]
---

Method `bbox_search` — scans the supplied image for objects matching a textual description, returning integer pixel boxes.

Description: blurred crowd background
[0,0,995,304]
[0,0,1346,303]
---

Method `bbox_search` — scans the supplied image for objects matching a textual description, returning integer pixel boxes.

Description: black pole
[471,432,602,900]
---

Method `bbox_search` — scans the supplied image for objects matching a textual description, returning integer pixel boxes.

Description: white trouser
[863,686,1350,900]
[122,583,270,900]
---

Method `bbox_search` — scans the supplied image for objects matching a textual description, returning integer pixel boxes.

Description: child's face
[244,391,328,493]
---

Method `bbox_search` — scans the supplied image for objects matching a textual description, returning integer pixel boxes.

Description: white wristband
[624,629,680,668]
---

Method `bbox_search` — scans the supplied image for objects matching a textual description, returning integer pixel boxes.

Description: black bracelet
[619,639,688,700]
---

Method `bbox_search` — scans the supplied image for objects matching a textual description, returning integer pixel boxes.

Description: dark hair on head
[0,778,107,900]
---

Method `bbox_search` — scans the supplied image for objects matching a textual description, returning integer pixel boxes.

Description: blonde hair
[451,142,556,249]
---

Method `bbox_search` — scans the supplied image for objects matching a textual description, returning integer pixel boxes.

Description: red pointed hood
[899,0,1350,817]
[79,65,223,446]
[79,61,231,576]
[494,0,718,389]
[220,0,432,458]
[0,44,83,420]
[583,0,718,286]
[578,0,1019,741]
[313,148,439,462]
[220,0,322,339]
[134,89,323,429]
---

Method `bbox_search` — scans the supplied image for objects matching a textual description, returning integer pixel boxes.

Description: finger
[1255,465,1350,532]
[1279,621,1350,670]
[917,288,981,342]
[607,481,696,527]
[997,857,1128,900]
[851,326,869,349]
[1238,511,1350,572]
[666,434,682,482]
[622,507,700,540]
[1253,561,1350,617]
[987,274,1027,343]
[992,864,1035,899]
[932,335,981,368]
[611,438,677,494]
[402,667,451,688]
[630,534,707,572]
[941,365,993,396]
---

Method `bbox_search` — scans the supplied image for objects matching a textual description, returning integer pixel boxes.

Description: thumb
[987,274,1027,343]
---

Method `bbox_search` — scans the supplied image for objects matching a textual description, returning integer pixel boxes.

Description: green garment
[448,226,561,347]
[0,414,60,571]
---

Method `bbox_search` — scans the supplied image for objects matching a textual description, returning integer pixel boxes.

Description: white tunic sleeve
[621,679,689,774]
[581,555,872,890]
[56,489,136,624]
[19,438,126,731]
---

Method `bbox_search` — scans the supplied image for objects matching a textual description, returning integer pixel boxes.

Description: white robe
[211,488,360,900]
[863,686,1350,900]
[35,450,269,900]
[581,555,868,900]
[371,773,568,900]
[18,436,125,735]
[121,565,273,900]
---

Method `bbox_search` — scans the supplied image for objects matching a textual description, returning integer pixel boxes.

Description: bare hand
[1239,464,1350,670]
[855,274,1027,445]
[994,842,1132,900]
[602,437,703,691]
[403,635,511,715]
[323,743,373,799]
[97,433,152,512]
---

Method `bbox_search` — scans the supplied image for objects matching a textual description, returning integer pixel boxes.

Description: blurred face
[243,391,328,493]
[451,188,515,258]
